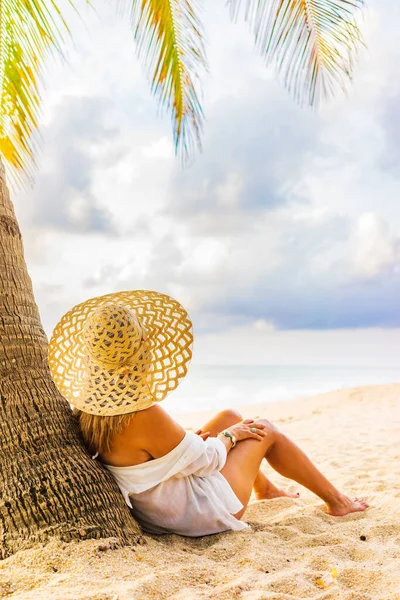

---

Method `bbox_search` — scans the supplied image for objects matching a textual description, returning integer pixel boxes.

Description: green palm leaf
[228,0,364,105]
[0,0,69,183]
[127,0,207,162]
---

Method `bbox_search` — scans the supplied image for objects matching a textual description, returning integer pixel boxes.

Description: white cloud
[253,319,275,333]
[351,213,398,279]
[142,137,173,160]
[215,172,244,207]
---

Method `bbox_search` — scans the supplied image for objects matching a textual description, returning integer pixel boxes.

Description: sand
[1,383,400,599]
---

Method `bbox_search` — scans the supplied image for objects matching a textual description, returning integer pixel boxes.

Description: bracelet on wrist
[219,429,236,448]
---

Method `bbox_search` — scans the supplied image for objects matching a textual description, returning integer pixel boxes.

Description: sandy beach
[1,383,399,600]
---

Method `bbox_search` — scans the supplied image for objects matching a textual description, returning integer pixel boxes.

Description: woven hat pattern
[83,304,145,365]
[48,291,193,416]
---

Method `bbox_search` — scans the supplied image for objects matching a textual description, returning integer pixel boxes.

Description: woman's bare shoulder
[130,403,187,459]
[134,403,175,426]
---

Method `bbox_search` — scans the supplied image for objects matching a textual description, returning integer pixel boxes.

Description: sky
[12,0,400,367]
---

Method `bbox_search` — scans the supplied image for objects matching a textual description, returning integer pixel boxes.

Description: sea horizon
[165,363,400,415]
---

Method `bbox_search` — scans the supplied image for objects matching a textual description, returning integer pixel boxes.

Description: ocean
[163,364,400,415]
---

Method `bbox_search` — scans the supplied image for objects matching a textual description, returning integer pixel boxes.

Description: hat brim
[48,290,193,416]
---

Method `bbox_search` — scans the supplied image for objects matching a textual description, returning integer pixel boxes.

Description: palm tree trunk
[0,160,142,559]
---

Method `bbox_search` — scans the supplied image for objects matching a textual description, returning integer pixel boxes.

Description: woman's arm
[216,432,234,454]
[130,404,233,477]
[128,404,266,469]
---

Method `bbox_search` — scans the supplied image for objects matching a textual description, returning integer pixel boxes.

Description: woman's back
[99,403,187,467]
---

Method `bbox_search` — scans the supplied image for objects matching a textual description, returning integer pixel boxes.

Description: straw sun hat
[48,290,193,416]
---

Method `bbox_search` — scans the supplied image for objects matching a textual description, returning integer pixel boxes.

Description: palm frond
[128,0,207,163]
[228,0,364,106]
[0,0,69,184]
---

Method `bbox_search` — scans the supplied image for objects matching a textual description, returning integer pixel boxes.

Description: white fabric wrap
[103,431,250,537]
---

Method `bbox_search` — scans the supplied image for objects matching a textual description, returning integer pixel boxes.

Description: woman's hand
[195,419,267,443]
[228,419,267,442]
[195,429,211,441]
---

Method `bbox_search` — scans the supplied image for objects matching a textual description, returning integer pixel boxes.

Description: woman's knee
[200,408,243,438]
[255,418,280,440]
[216,408,243,424]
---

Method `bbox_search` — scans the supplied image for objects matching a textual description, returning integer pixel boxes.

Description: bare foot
[255,483,300,501]
[326,495,369,516]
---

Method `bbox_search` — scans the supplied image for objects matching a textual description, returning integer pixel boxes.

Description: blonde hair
[73,408,135,455]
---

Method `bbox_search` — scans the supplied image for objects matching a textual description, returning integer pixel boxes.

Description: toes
[354,497,368,506]
[287,491,300,498]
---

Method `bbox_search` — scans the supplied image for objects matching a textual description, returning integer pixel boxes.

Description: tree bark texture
[0,160,142,559]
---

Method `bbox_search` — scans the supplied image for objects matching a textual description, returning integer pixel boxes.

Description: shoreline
[172,381,400,427]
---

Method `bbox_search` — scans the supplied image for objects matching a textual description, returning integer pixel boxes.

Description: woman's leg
[198,409,298,499]
[219,418,369,520]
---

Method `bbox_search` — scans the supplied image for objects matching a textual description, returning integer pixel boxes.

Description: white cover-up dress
[102,430,250,537]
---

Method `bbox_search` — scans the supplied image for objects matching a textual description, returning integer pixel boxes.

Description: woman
[49,290,368,537]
